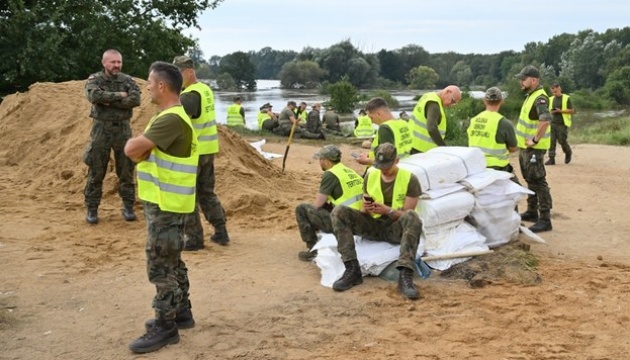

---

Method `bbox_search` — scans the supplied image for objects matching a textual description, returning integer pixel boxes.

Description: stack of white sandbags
[460,170,533,248]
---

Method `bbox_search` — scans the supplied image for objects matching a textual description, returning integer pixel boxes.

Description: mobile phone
[351,152,360,159]
[364,195,374,203]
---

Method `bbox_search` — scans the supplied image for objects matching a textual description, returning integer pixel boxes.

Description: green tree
[377,49,405,83]
[323,75,360,114]
[278,61,327,89]
[559,31,605,89]
[216,72,237,91]
[249,47,297,79]
[604,66,630,105]
[406,65,439,89]
[451,61,473,88]
[220,51,257,90]
[0,0,224,93]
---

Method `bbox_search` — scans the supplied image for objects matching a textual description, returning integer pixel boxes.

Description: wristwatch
[532,137,539,144]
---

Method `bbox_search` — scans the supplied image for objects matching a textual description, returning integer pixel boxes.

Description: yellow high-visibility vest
[257,111,271,129]
[354,115,374,137]
[549,94,572,127]
[137,106,199,213]
[227,103,244,126]
[366,168,412,218]
[468,110,509,168]
[516,88,550,149]
[409,92,447,152]
[369,119,413,161]
[182,82,218,155]
[326,163,364,210]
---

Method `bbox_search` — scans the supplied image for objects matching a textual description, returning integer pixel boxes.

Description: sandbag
[416,190,475,228]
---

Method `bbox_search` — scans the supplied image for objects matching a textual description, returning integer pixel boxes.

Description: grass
[571,115,630,146]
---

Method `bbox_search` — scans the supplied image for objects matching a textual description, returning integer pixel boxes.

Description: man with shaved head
[83,49,141,224]
[409,85,461,153]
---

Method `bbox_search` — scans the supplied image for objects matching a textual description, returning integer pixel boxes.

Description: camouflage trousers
[184,154,227,246]
[273,123,323,139]
[519,148,553,215]
[83,119,135,209]
[143,201,190,321]
[330,206,423,270]
[295,203,333,248]
[549,123,572,158]
[261,118,279,132]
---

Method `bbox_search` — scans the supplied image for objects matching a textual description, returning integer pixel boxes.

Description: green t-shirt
[362,172,422,207]
[278,107,295,122]
[376,124,395,147]
[551,95,574,125]
[319,170,343,200]
[495,117,517,148]
[180,91,201,119]
[143,113,193,158]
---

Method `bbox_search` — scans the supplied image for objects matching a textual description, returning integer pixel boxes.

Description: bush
[322,75,360,113]
[369,90,400,108]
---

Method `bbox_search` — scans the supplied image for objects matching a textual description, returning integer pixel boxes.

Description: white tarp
[248,139,284,160]
[422,222,488,270]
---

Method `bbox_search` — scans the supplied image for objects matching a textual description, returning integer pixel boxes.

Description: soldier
[83,49,141,224]
[173,55,230,250]
[330,143,423,300]
[273,101,323,139]
[514,65,553,233]
[354,97,412,171]
[322,107,342,134]
[409,85,461,154]
[295,145,363,261]
[124,61,198,353]
[226,96,245,127]
[305,102,324,136]
[546,83,575,165]
[467,87,519,176]
[257,103,278,132]
[353,109,374,138]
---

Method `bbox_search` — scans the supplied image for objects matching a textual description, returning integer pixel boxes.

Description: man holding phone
[330,143,423,300]
[294,145,364,261]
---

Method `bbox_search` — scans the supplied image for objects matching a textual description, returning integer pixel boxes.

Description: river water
[211,80,424,130]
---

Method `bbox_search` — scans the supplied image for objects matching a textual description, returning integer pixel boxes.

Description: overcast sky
[187,0,630,58]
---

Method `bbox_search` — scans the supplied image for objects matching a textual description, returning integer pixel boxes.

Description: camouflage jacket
[85,70,141,121]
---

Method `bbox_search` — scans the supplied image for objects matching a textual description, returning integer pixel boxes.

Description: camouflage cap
[515,65,540,79]
[173,55,194,69]
[313,145,342,162]
[484,87,503,101]
[373,143,397,169]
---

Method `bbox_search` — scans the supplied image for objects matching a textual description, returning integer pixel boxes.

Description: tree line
[2,0,630,106]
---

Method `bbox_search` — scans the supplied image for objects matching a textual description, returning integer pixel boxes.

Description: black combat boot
[298,241,318,261]
[183,239,205,251]
[210,225,230,245]
[397,267,420,300]
[129,319,179,354]
[332,259,363,291]
[565,152,572,164]
[86,208,98,224]
[545,157,555,165]
[519,210,539,222]
[122,205,137,221]
[530,211,552,233]
[145,307,195,331]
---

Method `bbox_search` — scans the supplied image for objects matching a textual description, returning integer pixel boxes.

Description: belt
[94,119,129,126]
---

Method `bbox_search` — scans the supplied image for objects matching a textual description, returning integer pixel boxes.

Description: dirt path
[1,139,630,359]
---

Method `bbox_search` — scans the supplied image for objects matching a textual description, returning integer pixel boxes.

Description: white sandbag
[423,222,488,270]
[427,146,487,176]
[421,183,466,200]
[470,205,520,248]
[459,169,515,192]
[416,190,475,228]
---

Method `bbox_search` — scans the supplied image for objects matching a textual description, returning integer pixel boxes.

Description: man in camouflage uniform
[125,61,197,353]
[83,49,141,224]
[272,101,324,139]
[546,83,575,165]
[514,66,553,233]
[295,145,363,261]
[330,143,423,300]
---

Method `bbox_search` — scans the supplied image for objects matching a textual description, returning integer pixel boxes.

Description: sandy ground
[1,82,630,359]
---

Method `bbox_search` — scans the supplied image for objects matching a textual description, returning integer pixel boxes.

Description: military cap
[173,55,194,69]
[515,65,540,79]
[313,145,342,162]
[373,143,397,169]
[484,87,503,101]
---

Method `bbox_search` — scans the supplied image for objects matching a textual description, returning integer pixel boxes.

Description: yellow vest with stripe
[354,115,374,137]
[294,108,307,122]
[257,111,271,129]
[326,163,364,210]
[369,119,413,161]
[468,110,509,168]
[516,88,550,150]
[410,92,447,152]
[366,168,412,219]
[137,106,199,213]
[549,94,572,127]
[181,82,218,155]
[227,103,244,126]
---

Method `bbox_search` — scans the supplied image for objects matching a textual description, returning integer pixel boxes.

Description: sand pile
[0,80,302,228]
